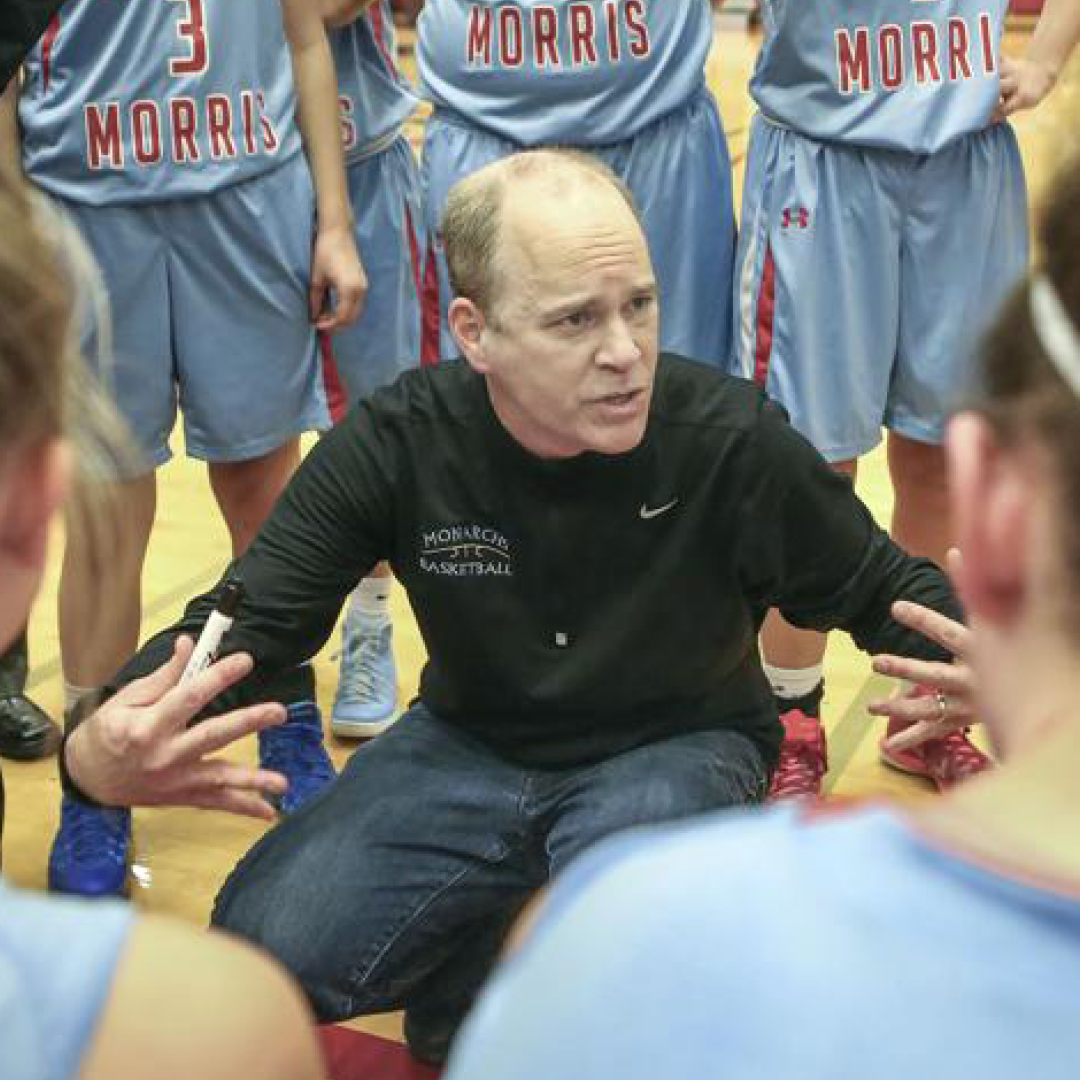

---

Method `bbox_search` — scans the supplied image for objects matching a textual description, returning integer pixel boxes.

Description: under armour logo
[639,499,679,520]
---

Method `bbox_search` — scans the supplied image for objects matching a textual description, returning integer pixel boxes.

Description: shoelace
[923,730,991,784]
[336,631,392,699]
[61,802,128,859]
[769,741,827,798]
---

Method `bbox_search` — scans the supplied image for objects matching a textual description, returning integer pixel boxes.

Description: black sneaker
[0,694,60,760]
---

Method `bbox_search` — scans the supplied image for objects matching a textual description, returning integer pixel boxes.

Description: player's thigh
[167,155,329,462]
[733,118,903,462]
[328,138,426,405]
[601,89,735,368]
[57,198,175,471]
[890,124,1029,445]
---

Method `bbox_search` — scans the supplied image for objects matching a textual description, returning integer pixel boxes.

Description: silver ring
[935,692,948,722]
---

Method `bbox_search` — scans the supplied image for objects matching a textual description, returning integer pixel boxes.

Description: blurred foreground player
[0,163,324,1080]
[445,157,1080,1080]
[3,0,366,896]
[733,0,1080,796]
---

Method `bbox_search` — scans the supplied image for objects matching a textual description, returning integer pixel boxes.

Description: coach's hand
[310,223,368,330]
[868,600,977,750]
[65,637,288,819]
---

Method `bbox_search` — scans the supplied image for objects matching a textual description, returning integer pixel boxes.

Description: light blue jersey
[752,0,1008,153]
[1,877,133,1080]
[417,0,713,145]
[331,0,419,165]
[19,0,301,205]
[448,803,1080,1080]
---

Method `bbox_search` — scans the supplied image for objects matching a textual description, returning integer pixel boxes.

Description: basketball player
[2,0,366,896]
[416,0,735,368]
[322,0,426,738]
[733,0,1080,797]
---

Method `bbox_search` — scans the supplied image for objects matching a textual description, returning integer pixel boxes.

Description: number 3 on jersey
[168,0,209,77]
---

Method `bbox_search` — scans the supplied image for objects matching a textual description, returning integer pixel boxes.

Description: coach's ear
[449,297,492,374]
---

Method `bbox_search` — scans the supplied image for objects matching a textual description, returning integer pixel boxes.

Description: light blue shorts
[320,135,426,417]
[61,152,329,472]
[732,116,1028,461]
[420,88,735,368]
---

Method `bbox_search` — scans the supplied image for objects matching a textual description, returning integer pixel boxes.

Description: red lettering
[569,3,598,65]
[131,100,162,165]
[604,0,620,62]
[256,92,279,153]
[207,94,236,159]
[466,5,493,64]
[240,90,258,155]
[85,103,123,169]
[533,7,559,67]
[338,95,357,152]
[168,0,209,77]
[835,28,871,94]
[170,97,200,162]
[625,0,649,59]
[911,22,940,85]
[878,25,904,91]
[499,6,524,66]
[948,18,972,81]
[979,13,996,74]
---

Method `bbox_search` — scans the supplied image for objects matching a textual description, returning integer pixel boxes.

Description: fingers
[181,788,281,821]
[314,277,367,331]
[172,701,287,762]
[309,279,328,323]
[888,600,969,658]
[119,636,195,707]
[871,654,968,692]
[882,717,970,753]
[147,651,256,738]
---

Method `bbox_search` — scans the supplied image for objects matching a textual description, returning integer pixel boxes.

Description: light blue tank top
[752,0,1009,152]
[19,0,302,205]
[417,0,713,146]
[331,0,420,165]
[0,877,133,1080]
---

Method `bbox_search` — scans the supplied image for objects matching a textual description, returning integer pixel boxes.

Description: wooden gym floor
[3,18,1078,1049]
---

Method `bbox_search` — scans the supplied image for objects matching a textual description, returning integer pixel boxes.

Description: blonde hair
[0,162,139,655]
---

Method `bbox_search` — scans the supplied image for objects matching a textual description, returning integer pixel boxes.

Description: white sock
[347,576,391,629]
[763,663,823,701]
[64,681,98,715]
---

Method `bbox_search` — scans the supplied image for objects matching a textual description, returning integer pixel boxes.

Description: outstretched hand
[868,599,976,752]
[65,637,288,820]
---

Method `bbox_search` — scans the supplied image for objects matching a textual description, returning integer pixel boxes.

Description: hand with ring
[868,599,976,751]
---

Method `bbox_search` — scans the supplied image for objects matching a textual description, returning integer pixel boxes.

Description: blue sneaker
[332,620,398,738]
[48,796,131,897]
[258,701,336,815]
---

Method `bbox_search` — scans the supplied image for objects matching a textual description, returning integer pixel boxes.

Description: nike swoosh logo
[639,499,679,520]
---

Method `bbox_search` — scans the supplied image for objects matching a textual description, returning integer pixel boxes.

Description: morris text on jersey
[835,12,996,94]
[465,2,651,69]
[84,90,282,170]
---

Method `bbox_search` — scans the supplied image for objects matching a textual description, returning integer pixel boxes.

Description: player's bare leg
[208,439,300,558]
[762,458,856,799]
[58,471,156,696]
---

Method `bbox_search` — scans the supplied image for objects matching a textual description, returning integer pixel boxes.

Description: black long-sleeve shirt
[114,356,960,770]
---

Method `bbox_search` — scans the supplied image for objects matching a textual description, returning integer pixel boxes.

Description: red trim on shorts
[753,244,777,388]
[402,201,439,370]
[41,15,61,93]
[369,2,401,81]
[419,232,442,367]
[319,330,349,424]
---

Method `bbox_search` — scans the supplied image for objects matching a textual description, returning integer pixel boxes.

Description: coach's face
[454,180,659,459]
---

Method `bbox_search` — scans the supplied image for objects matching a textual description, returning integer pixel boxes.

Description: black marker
[180,580,245,684]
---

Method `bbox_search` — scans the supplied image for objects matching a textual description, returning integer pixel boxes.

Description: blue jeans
[212,705,766,1029]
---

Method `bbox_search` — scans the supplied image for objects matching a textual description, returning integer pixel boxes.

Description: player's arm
[322,0,378,30]
[280,0,367,330]
[997,0,1080,118]
[0,75,21,176]
[81,916,324,1080]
